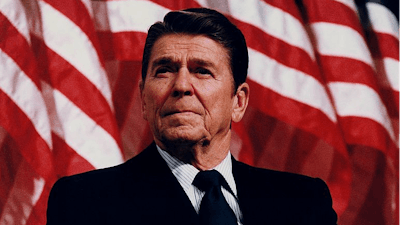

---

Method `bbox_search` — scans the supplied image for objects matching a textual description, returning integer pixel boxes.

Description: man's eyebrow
[151,57,175,69]
[150,57,216,70]
[191,58,216,68]
[190,59,214,66]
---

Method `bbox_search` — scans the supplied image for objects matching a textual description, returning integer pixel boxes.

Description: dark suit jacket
[47,143,337,225]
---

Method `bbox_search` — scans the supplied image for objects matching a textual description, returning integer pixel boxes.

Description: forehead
[149,34,230,66]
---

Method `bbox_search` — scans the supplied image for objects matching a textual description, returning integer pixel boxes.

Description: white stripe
[247,48,337,122]
[41,82,124,169]
[311,22,374,67]
[367,2,399,39]
[0,0,30,43]
[38,0,114,111]
[92,0,169,32]
[328,82,396,143]
[0,161,45,225]
[334,0,357,12]
[20,0,42,39]
[80,0,94,19]
[196,0,315,60]
[0,49,52,149]
[367,2,400,92]
[382,57,399,92]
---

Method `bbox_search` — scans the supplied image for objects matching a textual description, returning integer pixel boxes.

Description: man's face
[140,34,237,147]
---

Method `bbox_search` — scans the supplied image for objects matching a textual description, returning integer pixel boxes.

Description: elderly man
[47,8,337,225]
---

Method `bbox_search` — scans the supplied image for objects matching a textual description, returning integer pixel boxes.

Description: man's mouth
[163,110,198,117]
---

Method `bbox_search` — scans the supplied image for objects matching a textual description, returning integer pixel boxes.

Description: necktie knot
[193,170,223,192]
[192,170,237,225]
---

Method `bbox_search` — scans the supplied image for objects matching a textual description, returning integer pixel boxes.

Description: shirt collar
[156,145,237,196]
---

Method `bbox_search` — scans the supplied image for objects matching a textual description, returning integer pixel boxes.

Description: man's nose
[172,68,193,97]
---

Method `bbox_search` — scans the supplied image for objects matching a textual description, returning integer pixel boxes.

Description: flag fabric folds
[0,0,398,224]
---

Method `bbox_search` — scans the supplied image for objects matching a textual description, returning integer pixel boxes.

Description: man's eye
[155,67,172,75]
[195,68,212,76]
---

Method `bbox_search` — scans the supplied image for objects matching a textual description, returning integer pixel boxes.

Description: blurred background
[0,0,398,224]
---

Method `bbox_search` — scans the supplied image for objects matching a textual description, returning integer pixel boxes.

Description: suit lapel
[120,144,290,225]
[120,143,199,225]
[232,157,278,225]
[233,158,308,225]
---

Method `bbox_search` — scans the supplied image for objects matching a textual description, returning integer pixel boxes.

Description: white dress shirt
[157,146,243,224]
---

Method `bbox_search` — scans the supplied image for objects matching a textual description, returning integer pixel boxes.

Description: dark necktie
[192,170,237,225]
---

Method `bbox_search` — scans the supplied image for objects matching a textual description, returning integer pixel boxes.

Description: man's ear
[139,80,147,121]
[232,82,250,122]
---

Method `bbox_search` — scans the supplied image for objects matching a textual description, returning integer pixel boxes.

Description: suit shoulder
[51,152,147,198]
[233,161,337,224]
[234,159,314,180]
[50,164,120,201]
[234,160,329,196]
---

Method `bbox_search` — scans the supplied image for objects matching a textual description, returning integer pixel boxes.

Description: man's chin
[159,128,207,146]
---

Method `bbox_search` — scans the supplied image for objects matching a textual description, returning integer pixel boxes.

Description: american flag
[0,0,398,224]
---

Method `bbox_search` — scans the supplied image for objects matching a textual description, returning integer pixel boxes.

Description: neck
[156,131,232,170]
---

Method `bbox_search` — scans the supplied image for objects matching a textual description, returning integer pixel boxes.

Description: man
[47,8,337,225]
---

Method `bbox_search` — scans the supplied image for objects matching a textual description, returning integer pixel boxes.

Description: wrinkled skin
[140,34,249,170]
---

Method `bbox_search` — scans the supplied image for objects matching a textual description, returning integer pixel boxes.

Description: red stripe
[392,92,399,115]
[118,89,153,158]
[112,61,142,128]
[0,136,23,213]
[97,0,322,84]
[26,184,52,225]
[303,0,367,41]
[31,36,122,148]
[261,0,304,23]
[379,88,399,119]
[369,32,399,116]
[232,17,323,83]
[303,0,397,155]
[247,79,348,156]
[338,116,397,154]
[234,108,277,166]
[97,21,322,85]
[43,0,106,67]
[235,98,352,215]
[319,55,398,119]
[321,57,373,84]
[0,13,41,89]
[0,90,55,181]
[149,0,200,10]
[374,57,400,118]
[97,31,147,61]
[370,32,400,60]
[52,133,95,177]
[319,56,380,91]
[326,149,352,215]
[232,120,255,165]
[150,0,310,69]
[284,129,319,173]
[348,150,393,224]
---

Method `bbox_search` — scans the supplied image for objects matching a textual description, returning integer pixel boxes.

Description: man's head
[140,8,250,167]
[141,8,248,91]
